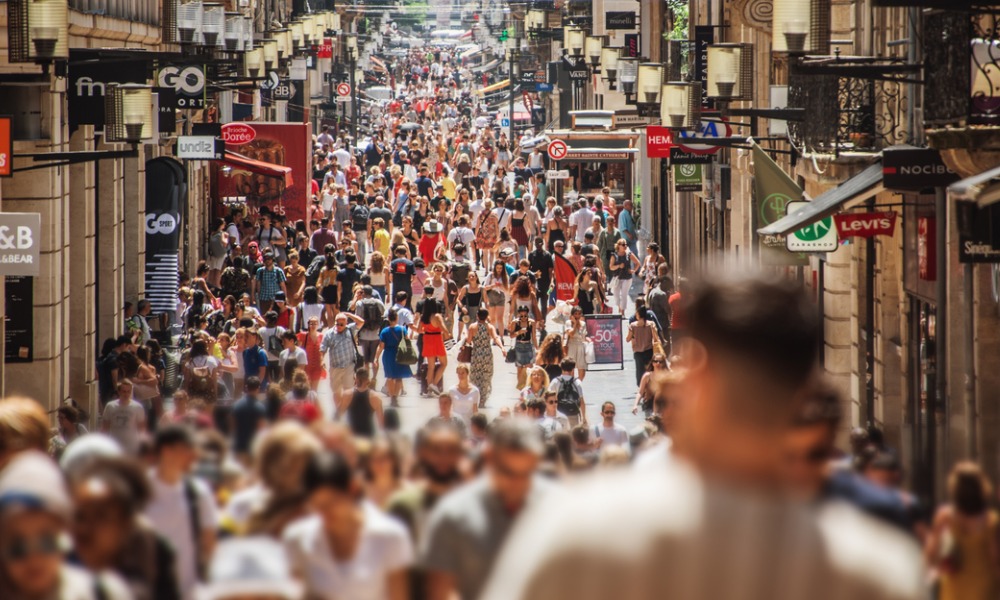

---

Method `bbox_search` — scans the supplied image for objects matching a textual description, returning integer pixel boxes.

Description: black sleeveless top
[348,389,375,438]
[464,289,483,308]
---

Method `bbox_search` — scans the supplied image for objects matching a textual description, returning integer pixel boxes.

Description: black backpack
[305,255,326,287]
[556,378,581,417]
[351,203,370,231]
[359,299,385,333]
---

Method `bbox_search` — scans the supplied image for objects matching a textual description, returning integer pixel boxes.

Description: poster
[145,158,186,316]
[5,275,32,363]
[674,164,703,192]
[585,314,624,366]
[215,122,311,223]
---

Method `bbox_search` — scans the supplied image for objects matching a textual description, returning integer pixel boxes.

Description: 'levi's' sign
[834,212,897,238]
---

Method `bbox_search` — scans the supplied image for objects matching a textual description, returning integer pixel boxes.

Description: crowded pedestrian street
[2,1,1000,600]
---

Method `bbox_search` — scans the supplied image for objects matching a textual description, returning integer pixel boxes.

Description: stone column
[68,127,98,414]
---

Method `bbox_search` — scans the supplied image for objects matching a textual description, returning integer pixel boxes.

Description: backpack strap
[183,478,206,579]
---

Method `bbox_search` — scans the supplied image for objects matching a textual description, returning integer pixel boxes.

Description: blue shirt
[618,209,636,240]
[243,346,268,382]
[231,395,266,454]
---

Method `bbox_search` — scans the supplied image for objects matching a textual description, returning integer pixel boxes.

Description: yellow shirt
[374,228,391,256]
[441,175,457,200]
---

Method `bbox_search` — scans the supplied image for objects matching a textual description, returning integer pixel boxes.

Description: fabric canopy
[949,165,1000,208]
[472,58,503,73]
[757,162,884,236]
[476,78,510,95]
[222,151,293,188]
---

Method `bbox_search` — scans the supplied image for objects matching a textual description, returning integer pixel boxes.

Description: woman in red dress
[297,315,326,391]
[418,297,448,396]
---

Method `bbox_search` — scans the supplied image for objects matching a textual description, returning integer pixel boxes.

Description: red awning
[221,150,293,188]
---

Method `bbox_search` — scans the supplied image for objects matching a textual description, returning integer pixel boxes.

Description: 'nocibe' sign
[221,123,257,145]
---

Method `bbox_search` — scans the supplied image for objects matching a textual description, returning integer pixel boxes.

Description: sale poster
[585,314,624,366]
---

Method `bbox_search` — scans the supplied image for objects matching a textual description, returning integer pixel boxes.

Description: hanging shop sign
[624,34,640,58]
[317,38,333,59]
[176,135,224,160]
[882,147,959,190]
[68,49,150,130]
[785,202,838,252]
[918,216,937,280]
[674,164,703,192]
[562,57,589,81]
[835,212,898,238]
[646,126,674,158]
[605,12,636,30]
[289,58,308,81]
[0,117,10,178]
[221,123,257,145]
[0,213,41,277]
[155,88,177,135]
[958,204,1000,263]
[546,170,570,179]
[675,119,731,154]
[694,25,714,110]
[272,80,297,101]
[5,275,32,363]
[157,64,207,109]
[668,148,713,165]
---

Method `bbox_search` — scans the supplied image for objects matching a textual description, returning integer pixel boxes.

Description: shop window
[0,84,45,140]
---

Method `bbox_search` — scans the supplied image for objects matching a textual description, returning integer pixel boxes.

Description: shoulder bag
[396,326,419,365]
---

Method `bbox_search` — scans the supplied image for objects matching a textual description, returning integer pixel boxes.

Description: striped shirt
[481,459,925,600]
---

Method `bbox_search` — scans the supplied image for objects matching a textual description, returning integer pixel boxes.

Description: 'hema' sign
[882,147,959,190]
[0,213,41,276]
[176,135,222,160]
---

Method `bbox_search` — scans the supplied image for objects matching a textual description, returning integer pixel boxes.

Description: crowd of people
[0,43,991,600]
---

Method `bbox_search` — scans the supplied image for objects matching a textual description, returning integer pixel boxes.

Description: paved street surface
[317,280,647,437]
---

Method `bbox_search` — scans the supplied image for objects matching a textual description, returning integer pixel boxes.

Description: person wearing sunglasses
[0,451,131,600]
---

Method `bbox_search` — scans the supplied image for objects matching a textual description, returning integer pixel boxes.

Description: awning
[949,165,1000,208]
[472,58,502,73]
[476,78,509,95]
[460,44,482,59]
[369,55,388,73]
[221,151,293,188]
[757,162,884,236]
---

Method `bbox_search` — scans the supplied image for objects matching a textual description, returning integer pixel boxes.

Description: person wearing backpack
[350,197,371,262]
[353,286,386,380]
[258,311,286,383]
[546,357,587,426]
[206,217,229,288]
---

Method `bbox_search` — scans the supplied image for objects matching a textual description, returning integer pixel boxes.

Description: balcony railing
[924,9,1000,128]
[787,57,913,156]
[71,0,159,26]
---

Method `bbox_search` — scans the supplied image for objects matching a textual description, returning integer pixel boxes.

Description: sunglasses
[336,322,347,327]
[546,400,558,405]
[653,360,666,365]
[2,533,62,561]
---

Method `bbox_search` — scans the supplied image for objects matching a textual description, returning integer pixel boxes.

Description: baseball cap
[196,537,302,600]
[274,291,287,302]
[499,248,515,258]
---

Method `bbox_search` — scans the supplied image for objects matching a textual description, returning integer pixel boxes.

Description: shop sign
[289,58,308,81]
[883,147,959,190]
[546,170,570,179]
[674,164,702,192]
[585,314,624,366]
[0,117,10,178]
[614,112,651,128]
[566,151,631,160]
[959,204,1000,263]
[694,25,714,109]
[317,38,333,59]
[668,148,713,165]
[676,119,731,154]
[624,34,640,58]
[176,135,223,160]
[157,65,206,108]
[785,202,838,252]
[646,126,674,158]
[918,217,937,280]
[272,80,296,101]
[5,275,32,363]
[221,123,257,145]
[0,213,41,277]
[520,70,537,92]
[835,212,897,238]
[68,49,150,129]
[606,11,636,30]
[562,57,589,81]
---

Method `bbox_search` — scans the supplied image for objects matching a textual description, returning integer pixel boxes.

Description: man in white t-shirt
[145,425,219,600]
[569,199,596,243]
[592,401,631,454]
[333,143,351,169]
[101,379,146,454]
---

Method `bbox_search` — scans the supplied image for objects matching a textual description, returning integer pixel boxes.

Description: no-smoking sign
[547,139,568,161]
[337,83,351,97]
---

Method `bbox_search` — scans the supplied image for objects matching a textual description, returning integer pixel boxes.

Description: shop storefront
[544,131,639,203]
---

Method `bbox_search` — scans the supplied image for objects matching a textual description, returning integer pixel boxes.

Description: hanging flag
[553,253,579,302]
[752,142,808,266]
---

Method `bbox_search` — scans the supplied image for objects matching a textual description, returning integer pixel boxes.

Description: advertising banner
[215,122,311,223]
[145,158,185,316]
[5,275,32,363]
[0,117,10,177]
[753,143,808,266]
[694,25,714,110]
[585,314,624,366]
[553,253,578,302]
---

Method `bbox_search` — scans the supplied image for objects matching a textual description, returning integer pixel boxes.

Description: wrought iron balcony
[923,9,1000,128]
[787,55,916,157]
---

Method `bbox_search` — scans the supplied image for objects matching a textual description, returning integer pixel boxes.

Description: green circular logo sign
[792,218,834,241]
[679,164,697,177]
[760,193,792,225]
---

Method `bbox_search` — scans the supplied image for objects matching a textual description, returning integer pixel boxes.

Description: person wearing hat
[0,451,132,600]
[418,219,446,266]
[198,537,302,600]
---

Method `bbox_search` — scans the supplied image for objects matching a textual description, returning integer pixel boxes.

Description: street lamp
[262,39,278,71]
[7,0,69,61]
[177,0,204,44]
[661,82,700,129]
[618,57,638,97]
[601,46,620,87]
[706,43,753,100]
[526,9,545,33]
[290,21,304,51]
[105,84,153,144]
[224,13,244,51]
[564,27,584,60]
[245,47,262,77]
[201,3,224,48]
[585,36,603,70]
[772,0,830,54]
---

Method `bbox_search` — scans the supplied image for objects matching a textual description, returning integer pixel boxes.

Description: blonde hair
[0,396,51,456]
